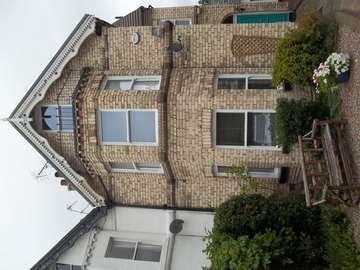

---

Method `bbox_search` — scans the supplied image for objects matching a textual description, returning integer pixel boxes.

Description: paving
[295,0,360,246]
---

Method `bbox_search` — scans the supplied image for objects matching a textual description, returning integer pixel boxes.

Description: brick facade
[30,3,303,209]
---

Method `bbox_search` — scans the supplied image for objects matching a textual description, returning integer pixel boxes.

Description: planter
[336,70,350,83]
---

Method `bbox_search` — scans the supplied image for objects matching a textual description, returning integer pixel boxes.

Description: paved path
[295,0,360,246]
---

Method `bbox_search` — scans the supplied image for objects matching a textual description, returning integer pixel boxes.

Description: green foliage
[205,195,360,270]
[275,98,330,148]
[321,207,360,270]
[227,166,259,194]
[272,12,336,87]
[208,194,324,270]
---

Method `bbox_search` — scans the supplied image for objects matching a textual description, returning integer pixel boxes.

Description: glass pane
[129,111,156,143]
[248,168,275,174]
[133,80,160,91]
[42,106,58,130]
[56,264,71,270]
[109,162,135,170]
[216,113,245,146]
[136,163,162,172]
[248,77,275,89]
[175,19,191,25]
[104,80,132,90]
[72,266,82,270]
[135,243,162,262]
[101,111,127,142]
[247,113,275,146]
[217,166,232,175]
[108,240,136,259]
[59,107,74,130]
[218,78,245,89]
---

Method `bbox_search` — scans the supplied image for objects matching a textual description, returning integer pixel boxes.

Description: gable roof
[30,207,108,270]
[8,14,106,207]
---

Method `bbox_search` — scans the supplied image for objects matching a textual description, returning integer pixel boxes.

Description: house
[9,1,303,210]
[30,206,214,270]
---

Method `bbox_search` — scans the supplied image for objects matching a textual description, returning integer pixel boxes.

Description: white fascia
[9,15,105,207]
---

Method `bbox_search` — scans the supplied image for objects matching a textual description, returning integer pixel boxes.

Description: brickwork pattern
[231,35,278,57]
[29,4,303,209]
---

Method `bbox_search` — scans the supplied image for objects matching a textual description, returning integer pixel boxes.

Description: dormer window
[41,105,73,131]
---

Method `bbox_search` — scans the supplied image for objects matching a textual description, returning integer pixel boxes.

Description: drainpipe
[164,210,176,270]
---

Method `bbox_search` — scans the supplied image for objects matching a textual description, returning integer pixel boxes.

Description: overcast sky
[0,1,197,269]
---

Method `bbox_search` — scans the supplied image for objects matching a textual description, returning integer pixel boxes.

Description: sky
[0,0,196,269]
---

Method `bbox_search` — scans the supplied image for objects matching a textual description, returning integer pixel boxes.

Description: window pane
[247,113,275,146]
[107,240,136,259]
[41,106,58,130]
[104,80,132,90]
[72,266,82,270]
[218,78,245,89]
[109,162,135,170]
[217,166,232,175]
[133,80,160,91]
[59,107,74,130]
[135,243,162,262]
[175,19,191,25]
[248,77,275,89]
[129,111,156,143]
[136,163,162,172]
[56,264,71,270]
[216,113,245,146]
[101,112,127,142]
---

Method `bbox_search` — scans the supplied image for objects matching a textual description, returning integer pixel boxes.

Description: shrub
[321,207,360,270]
[275,97,330,148]
[204,195,360,270]
[207,194,325,270]
[272,12,335,87]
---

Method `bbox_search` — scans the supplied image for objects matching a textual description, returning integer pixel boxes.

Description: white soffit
[9,15,105,207]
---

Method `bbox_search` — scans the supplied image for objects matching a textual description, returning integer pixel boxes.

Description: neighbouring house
[30,206,214,270]
[9,1,303,210]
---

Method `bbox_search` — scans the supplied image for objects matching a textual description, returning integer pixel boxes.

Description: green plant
[206,194,325,270]
[275,98,330,148]
[272,12,336,87]
[321,207,360,270]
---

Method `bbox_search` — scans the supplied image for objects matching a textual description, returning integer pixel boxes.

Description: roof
[8,14,106,207]
[30,207,108,270]
[113,6,153,27]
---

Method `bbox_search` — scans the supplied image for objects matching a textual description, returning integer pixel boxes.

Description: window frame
[213,109,280,150]
[101,76,161,91]
[213,165,281,178]
[107,161,164,174]
[56,264,82,270]
[97,109,158,146]
[160,18,192,25]
[41,104,74,133]
[105,238,162,262]
[216,74,275,90]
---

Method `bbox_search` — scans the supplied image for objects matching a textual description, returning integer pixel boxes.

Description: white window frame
[107,161,164,174]
[160,18,192,25]
[214,109,280,150]
[101,76,161,91]
[41,104,74,133]
[105,238,162,262]
[216,74,276,90]
[213,165,281,178]
[97,109,158,146]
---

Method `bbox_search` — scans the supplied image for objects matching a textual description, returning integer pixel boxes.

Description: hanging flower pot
[336,70,350,83]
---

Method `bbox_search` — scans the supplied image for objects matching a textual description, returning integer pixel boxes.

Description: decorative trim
[9,15,105,206]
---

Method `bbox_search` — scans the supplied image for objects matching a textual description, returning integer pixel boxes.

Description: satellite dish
[169,219,184,234]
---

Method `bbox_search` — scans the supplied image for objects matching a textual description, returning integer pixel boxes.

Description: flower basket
[336,70,350,83]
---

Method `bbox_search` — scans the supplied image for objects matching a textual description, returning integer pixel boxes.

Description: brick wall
[29,4,303,209]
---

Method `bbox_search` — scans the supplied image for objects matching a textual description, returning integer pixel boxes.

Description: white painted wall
[57,207,214,270]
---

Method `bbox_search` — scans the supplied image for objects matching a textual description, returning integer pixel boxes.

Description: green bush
[272,12,335,87]
[321,207,360,270]
[204,195,360,270]
[275,97,330,148]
